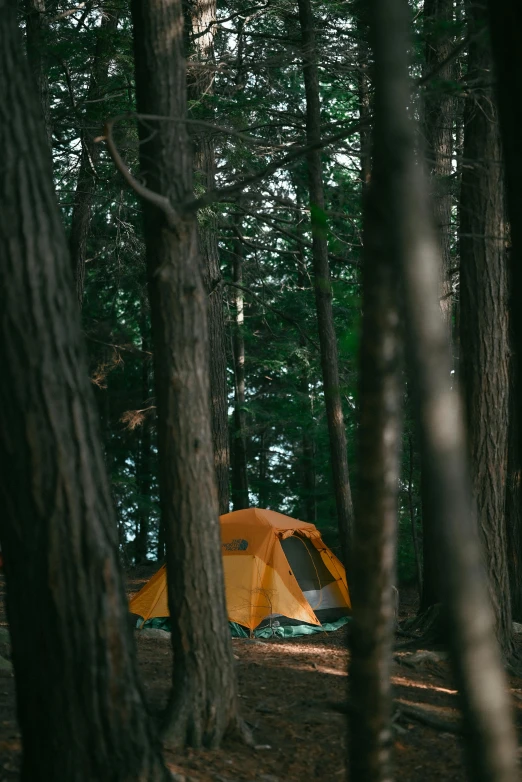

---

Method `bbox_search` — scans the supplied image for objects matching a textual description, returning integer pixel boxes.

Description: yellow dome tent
[129,508,351,636]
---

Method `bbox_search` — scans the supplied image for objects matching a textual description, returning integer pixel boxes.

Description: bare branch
[95,117,180,227]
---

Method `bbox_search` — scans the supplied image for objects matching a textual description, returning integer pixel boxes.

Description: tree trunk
[25,0,51,150]
[506,355,522,621]
[185,0,230,514]
[419,0,456,614]
[135,299,152,564]
[459,1,512,659]
[230,223,250,510]
[423,0,455,324]
[366,0,518,778]
[297,0,354,564]
[131,0,242,748]
[0,9,168,781]
[349,98,403,782]
[69,7,119,307]
[486,0,522,625]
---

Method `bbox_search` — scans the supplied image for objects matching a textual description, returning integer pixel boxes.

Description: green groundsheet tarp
[138,615,351,638]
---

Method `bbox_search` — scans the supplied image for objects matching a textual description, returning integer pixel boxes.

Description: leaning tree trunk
[365,0,518,779]
[69,6,120,307]
[25,0,52,150]
[130,0,243,748]
[185,0,230,513]
[349,100,403,782]
[297,0,354,564]
[486,0,522,625]
[459,1,512,660]
[419,0,456,614]
[0,9,169,781]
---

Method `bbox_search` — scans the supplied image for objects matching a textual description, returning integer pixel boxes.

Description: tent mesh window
[280,535,335,593]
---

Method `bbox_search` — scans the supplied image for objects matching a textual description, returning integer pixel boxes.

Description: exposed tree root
[161,689,252,751]
[394,700,461,734]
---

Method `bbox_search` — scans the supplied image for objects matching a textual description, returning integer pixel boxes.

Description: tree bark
[349,103,403,782]
[0,8,168,780]
[486,0,522,626]
[230,221,250,510]
[505,355,522,621]
[366,0,518,778]
[297,0,354,564]
[459,1,512,659]
[135,297,152,564]
[185,0,230,514]
[69,7,120,308]
[131,0,242,748]
[25,0,52,151]
[423,0,455,324]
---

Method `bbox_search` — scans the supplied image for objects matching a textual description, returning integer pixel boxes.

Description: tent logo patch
[222,538,249,552]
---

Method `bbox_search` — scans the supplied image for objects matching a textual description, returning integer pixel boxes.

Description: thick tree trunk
[486,0,522,625]
[185,0,230,514]
[69,7,119,307]
[349,109,403,782]
[25,0,51,150]
[0,10,168,781]
[366,0,518,778]
[297,0,354,564]
[230,225,249,510]
[131,0,242,748]
[459,2,512,659]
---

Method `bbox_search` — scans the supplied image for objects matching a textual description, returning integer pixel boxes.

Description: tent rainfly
[129,508,351,637]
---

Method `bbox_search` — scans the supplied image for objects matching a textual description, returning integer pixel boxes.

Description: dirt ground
[2,567,522,781]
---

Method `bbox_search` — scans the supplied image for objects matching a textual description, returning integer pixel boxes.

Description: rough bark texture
[131,0,241,748]
[185,0,230,513]
[0,8,169,780]
[25,0,52,150]
[349,125,402,782]
[486,0,522,625]
[367,0,518,780]
[230,225,250,510]
[506,355,522,621]
[459,2,512,659]
[69,7,119,307]
[297,0,354,564]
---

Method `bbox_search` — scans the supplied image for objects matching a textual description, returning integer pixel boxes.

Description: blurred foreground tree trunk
[131,0,243,748]
[360,0,518,780]
[419,0,456,614]
[459,1,512,659]
[297,0,354,563]
[0,8,169,781]
[349,56,403,782]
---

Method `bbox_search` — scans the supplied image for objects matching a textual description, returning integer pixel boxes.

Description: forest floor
[2,566,522,781]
